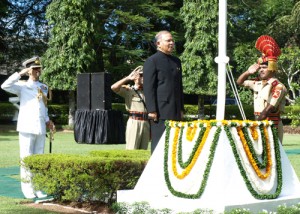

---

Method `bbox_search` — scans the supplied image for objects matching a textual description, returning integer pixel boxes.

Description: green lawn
[0,130,125,168]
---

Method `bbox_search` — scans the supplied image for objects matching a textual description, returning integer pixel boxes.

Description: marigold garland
[236,126,272,179]
[171,122,211,179]
[164,121,221,199]
[163,120,282,200]
[178,124,206,169]
[224,123,282,199]
[250,125,259,141]
[186,121,198,142]
[242,126,266,168]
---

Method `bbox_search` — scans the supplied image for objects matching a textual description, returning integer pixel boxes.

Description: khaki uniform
[117,85,150,150]
[243,77,287,142]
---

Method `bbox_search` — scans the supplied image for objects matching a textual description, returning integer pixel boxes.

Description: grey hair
[155,30,171,43]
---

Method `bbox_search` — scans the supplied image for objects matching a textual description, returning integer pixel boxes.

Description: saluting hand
[247,63,260,75]
[127,70,139,81]
[19,68,31,76]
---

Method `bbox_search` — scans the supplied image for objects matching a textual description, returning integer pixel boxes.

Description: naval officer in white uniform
[1,56,54,199]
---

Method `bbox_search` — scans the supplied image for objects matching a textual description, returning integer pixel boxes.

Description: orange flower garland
[236,126,272,179]
[250,124,259,141]
[164,119,282,199]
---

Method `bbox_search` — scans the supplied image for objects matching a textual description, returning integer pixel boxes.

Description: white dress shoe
[24,192,36,199]
[35,191,48,198]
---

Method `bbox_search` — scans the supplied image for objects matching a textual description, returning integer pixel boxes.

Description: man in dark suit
[143,30,184,154]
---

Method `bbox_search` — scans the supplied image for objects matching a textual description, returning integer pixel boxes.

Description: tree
[266,0,300,46]
[278,46,300,102]
[227,0,298,105]
[180,0,218,118]
[0,0,9,53]
[42,0,183,125]
[1,0,51,73]
[263,1,300,102]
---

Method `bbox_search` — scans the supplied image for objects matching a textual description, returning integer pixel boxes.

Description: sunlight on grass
[0,131,126,168]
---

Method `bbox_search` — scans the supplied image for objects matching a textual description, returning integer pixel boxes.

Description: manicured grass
[0,197,57,214]
[283,134,300,178]
[0,130,125,168]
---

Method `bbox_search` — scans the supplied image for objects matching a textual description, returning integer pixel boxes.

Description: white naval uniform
[1,72,49,198]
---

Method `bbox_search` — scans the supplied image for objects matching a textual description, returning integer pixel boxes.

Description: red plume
[255,35,281,59]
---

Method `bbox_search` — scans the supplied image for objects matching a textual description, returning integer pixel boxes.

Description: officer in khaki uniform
[111,66,150,150]
[237,35,287,143]
[1,56,54,199]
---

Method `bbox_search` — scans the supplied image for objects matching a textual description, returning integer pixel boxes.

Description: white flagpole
[215,0,229,120]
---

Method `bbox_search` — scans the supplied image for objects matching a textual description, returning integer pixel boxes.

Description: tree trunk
[197,94,205,119]
[68,90,75,126]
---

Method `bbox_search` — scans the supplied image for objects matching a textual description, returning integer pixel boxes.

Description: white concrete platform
[117,126,300,213]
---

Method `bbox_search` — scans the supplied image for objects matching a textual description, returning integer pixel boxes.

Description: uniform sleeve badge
[272,90,281,99]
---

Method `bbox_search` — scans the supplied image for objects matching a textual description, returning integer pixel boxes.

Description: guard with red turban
[237,35,287,143]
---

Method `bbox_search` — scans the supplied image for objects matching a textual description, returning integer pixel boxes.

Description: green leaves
[180,0,218,96]
[41,0,181,90]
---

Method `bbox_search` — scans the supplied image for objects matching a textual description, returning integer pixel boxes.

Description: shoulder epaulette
[271,80,279,87]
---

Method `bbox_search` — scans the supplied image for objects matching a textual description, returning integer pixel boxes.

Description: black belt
[129,112,148,120]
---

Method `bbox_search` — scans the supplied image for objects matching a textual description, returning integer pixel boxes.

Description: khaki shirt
[117,85,147,112]
[243,77,287,113]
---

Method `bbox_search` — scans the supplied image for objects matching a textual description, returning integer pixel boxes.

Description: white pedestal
[118,126,300,213]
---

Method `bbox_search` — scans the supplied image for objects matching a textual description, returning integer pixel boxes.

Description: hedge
[23,150,150,205]
[0,102,17,122]
[1,102,299,126]
[0,102,68,125]
[48,104,69,124]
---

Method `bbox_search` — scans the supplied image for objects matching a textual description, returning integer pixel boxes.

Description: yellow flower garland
[171,122,211,179]
[250,123,259,141]
[186,121,198,142]
[236,126,272,179]
[168,120,274,180]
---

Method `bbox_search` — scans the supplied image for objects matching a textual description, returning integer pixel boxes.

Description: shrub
[0,102,17,122]
[0,102,68,124]
[23,150,150,205]
[184,104,254,120]
[286,105,300,127]
[112,103,127,114]
[48,104,69,124]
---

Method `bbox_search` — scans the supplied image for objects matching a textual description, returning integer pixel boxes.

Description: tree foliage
[227,0,299,104]
[2,0,300,107]
[0,0,9,53]
[180,0,218,96]
[1,0,50,73]
[278,46,300,101]
[42,0,99,90]
[42,0,183,90]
